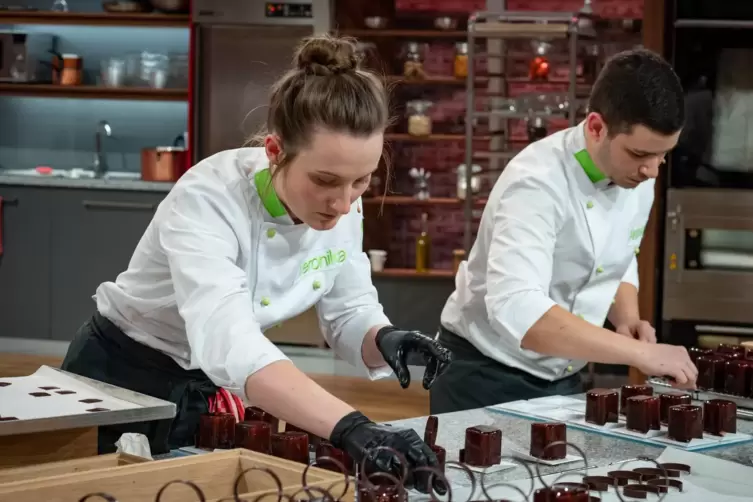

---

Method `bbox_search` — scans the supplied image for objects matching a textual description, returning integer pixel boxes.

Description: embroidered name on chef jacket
[300,248,348,276]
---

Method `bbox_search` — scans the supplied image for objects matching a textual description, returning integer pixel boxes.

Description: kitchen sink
[0,168,141,180]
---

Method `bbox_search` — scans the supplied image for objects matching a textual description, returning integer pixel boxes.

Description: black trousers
[61,311,218,455]
[429,327,583,414]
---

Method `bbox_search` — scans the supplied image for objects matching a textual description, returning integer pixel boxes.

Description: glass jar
[454,42,468,79]
[456,163,482,199]
[406,100,433,137]
[403,42,425,79]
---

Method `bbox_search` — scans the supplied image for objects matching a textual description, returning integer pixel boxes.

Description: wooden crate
[0,452,149,485]
[0,449,352,502]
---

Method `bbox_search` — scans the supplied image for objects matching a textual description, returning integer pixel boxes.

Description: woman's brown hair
[252,34,392,183]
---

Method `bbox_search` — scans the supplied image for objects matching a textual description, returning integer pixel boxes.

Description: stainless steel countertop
[0,174,174,192]
[0,367,175,436]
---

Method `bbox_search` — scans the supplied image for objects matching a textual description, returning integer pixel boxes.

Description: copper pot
[141,145,187,182]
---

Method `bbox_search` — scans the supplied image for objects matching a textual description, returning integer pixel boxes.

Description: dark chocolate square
[29,392,50,397]
[78,398,103,404]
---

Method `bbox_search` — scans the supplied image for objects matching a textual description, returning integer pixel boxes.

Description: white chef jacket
[95,147,392,396]
[440,122,654,381]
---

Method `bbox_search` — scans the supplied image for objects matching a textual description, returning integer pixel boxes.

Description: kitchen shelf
[373,268,455,278]
[363,196,486,206]
[0,10,190,27]
[340,29,466,38]
[387,75,487,85]
[0,84,188,101]
[385,133,495,142]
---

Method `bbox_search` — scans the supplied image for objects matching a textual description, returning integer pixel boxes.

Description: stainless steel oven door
[663,188,753,324]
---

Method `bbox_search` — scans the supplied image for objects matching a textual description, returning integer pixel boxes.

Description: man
[430,48,698,414]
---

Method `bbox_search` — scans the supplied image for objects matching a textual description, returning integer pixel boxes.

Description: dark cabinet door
[0,186,52,340]
[49,190,165,341]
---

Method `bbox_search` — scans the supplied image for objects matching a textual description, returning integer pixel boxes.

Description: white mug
[367,249,387,272]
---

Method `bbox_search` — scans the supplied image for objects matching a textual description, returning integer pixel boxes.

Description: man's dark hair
[588,48,684,137]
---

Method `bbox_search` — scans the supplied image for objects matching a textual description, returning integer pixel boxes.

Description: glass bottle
[415,212,431,273]
[454,42,468,79]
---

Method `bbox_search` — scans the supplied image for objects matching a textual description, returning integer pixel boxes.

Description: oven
[659,1,753,348]
[665,1,753,191]
[191,0,332,163]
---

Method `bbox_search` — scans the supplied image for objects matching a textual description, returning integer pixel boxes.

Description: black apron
[61,311,218,455]
[429,326,583,414]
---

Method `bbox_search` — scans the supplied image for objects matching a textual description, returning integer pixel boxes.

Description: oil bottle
[415,212,431,272]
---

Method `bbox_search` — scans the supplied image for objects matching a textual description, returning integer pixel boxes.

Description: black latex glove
[376,326,453,390]
[330,411,445,494]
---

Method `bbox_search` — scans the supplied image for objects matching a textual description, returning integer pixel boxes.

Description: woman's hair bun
[295,34,361,76]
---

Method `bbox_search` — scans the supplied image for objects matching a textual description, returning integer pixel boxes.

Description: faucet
[93,120,113,178]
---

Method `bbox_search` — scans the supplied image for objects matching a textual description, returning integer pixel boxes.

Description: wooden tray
[0,449,351,502]
[0,452,149,485]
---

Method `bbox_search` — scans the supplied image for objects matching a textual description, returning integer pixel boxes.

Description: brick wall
[374,0,644,270]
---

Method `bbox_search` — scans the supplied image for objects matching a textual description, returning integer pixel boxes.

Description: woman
[61,34,451,491]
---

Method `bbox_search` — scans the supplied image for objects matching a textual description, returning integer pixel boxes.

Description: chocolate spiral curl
[303,455,350,502]
[480,456,535,501]
[236,467,284,502]
[155,480,206,502]
[411,465,453,502]
[614,457,668,502]
[535,441,589,490]
[79,494,118,502]
[286,485,336,502]
[357,471,407,502]
[358,445,409,486]
[439,460,476,502]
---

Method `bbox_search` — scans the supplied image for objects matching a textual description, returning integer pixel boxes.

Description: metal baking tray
[648,377,753,420]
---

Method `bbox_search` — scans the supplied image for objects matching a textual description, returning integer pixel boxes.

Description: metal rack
[462,9,601,252]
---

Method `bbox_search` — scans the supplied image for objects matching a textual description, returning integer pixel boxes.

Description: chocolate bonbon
[585,388,619,425]
[667,404,703,443]
[703,399,737,436]
[620,384,653,415]
[464,425,502,467]
[696,355,726,391]
[659,392,691,425]
[725,359,753,396]
[625,395,660,434]
[530,422,567,460]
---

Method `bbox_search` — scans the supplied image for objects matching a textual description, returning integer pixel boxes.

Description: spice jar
[406,100,433,137]
[403,42,425,79]
[53,53,83,86]
[454,42,468,79]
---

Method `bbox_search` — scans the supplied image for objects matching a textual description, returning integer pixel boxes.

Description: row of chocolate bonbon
[585,386,737,441]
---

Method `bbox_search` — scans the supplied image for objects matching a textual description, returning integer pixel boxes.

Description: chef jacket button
[612,298,616,305]
[634,247,640,255]
[596,266,604,274]
[567,365,573,373]
[586,201,594,209]
[313,280,322,290]
[576,314,584,319]
[260,297,270,307]
[266,228,276,239]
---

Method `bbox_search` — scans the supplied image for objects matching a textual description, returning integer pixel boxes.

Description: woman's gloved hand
[376,326,453,390]
[329,411,445,494]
